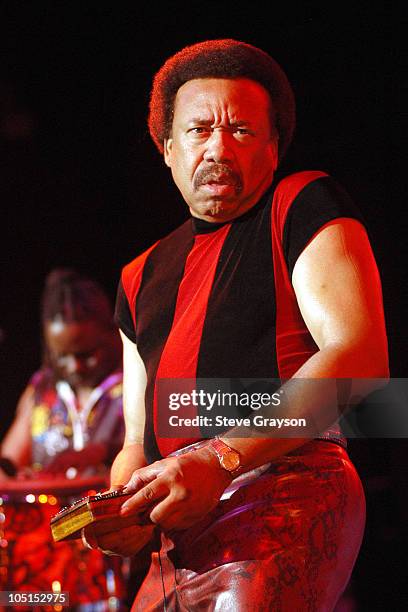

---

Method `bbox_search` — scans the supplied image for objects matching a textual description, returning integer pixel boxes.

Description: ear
[163,138,173,168]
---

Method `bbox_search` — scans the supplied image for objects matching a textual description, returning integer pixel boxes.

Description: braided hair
[41,268,113,328]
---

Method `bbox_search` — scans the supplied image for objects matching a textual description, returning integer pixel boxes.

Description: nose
[203,128,233,164]
[64,355,85,375]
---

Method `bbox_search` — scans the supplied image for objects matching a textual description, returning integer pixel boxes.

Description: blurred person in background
[0,269,137,611]
[0,268,124,479]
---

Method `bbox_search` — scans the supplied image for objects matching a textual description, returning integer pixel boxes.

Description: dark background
[0,2,406,610]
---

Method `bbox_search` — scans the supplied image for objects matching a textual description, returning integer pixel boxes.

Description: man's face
[164,78,278,222]
[44,319,120,389]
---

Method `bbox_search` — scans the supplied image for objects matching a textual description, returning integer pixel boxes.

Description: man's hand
[83,515,156,557]
[119,447,232,531]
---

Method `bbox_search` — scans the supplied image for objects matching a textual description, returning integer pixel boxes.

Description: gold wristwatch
[209,438,241,474]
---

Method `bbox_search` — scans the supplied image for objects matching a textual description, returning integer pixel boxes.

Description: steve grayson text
[168,415,307,428]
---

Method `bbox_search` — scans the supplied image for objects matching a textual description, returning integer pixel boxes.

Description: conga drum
[0,476,129,611]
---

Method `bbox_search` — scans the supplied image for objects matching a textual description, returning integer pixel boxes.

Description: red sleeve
[114,241,159,343]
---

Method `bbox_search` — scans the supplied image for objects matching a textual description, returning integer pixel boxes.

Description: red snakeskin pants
[132,440,366,612]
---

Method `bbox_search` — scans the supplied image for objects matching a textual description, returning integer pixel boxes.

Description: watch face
[220,450,240,472]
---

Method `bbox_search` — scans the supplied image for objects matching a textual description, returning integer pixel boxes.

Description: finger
[99,523,155,548]
[124,462,166,492]
[82,523,98,548]
[150,502,203,531]
[97,524,155,557]
[84,521,155,555]
[148,488,217,531]
[120,478,169,516]
[149,503,199,531]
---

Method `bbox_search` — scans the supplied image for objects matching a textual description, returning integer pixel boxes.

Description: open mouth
[200,182,236,195]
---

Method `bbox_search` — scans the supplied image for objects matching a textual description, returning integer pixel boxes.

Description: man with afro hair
[84,39,388,611]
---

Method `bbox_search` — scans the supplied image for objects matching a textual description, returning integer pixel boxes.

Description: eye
[188,126,211,135]
[234,127,253,136]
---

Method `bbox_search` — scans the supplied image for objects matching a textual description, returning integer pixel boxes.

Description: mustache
[194,165,242,191]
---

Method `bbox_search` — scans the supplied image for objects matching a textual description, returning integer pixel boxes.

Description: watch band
[209,437,241,474]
